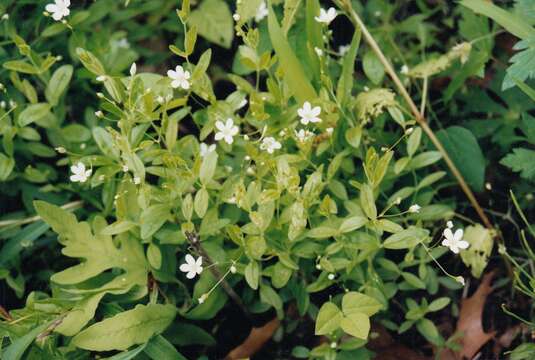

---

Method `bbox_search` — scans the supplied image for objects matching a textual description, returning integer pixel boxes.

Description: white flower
[130,62,137,77]
[133,176,141,184]
[255,1,268,22]
[200,143,216,157]
[446,221,454,228]
[179,254,203,279]
[314,47,323,57]
[230,265,237,274]
[55,146,66,154]
[408,204,421,213]
[233,13,240,22]
[295,129,314,142]
[70,162,91,183]
[330,342,337,349]
[96,75,106,82]
[260,137,282,154]
[405,127,414,135]
[455,276,465,286]
[122,165,129,172]
[315,7,337,25]
[326,127,334,135]
[441,228,469,254]
[298,102,321,125]
[45,0,70,21]
[167,65,191,90]
[215,118,239,144]
[400,65,409,75]
[95,110,103,118]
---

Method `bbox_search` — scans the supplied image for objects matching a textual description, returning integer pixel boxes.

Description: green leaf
[341,292,382,317]
[315,302,343,335]
[56,292,106,336]
[0,154,15,181]
[144,335,187,360]
[459,224,493,278]
[501,148,535,180]
[436,126,485,192]
[363,50,385,85]
[360,184,377,220]
[340,313,370,339]
[383,228,429,249]
[339,216,368,233]
[245,261,260,290]
[147,243,162,269]
[76,48,105,75]
[72,304,176,351]
[401,272,426,289]
[189,0,234,48]
[102,344,147,360]
[259,283,283,310]
[45,65,73,106]
[282,0,302,34]
[1,323,48,360]
[428,297,451,312]
[200,149,217,185]
[141,204,171,239]
[194,188,209,218]
[267,1,317,104]
[307,226,339,239]
[93,127,120,159]
[18,103,51,127]
[415,318,441,345]
[460,0,535,40]
[3,60,38,74]
[337,29,361,105]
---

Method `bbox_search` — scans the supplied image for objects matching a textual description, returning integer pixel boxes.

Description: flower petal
[179,263,190,273]
[186,271,196,279]
[453,229,464,241]
[185,254,195,265]
[443,228,453,240]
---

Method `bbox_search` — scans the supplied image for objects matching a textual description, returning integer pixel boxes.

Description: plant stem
[337,0,493,230]
[185,231,251,320]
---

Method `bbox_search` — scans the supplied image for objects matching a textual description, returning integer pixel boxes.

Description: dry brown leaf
[456,271,496,359]
[225,317,280,360]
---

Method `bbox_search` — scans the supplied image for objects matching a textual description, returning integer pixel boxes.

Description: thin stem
[420,76,428,116]
[0,200,83,228]
[337,0,493,230]
[184,231,251,320]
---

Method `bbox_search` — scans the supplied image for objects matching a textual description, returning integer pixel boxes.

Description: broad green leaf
[271,261,292,288]
[92,127,120,159]
[340,313,370,339]
[56,292,106,336]
[103,343,147,360]
[147,243,162,269]
[360,184,377,219]
[339,216,368,233]
[18,103,51,127]
[428,297,451,312]
[307,226,339,239]
[436,126,485,192]
[76,48,106,75]
[407,127,422,157]
[415,318,441,345]
[3,60,38,74]
[72,304,176,351]
[141,204,171,239]
[189,0,233,48]
[363,50,384,85]
[282,0,302,34]
[408,151,442,170]
[0,154,15,181]
[315,302,343,335]
[341,292,382,317]
[383,228,429,249]
[194,188,209,218]
[245,261,260,290]
[259,283,283,310]
[200,150,217,185]
[267,2,316,103]
[460,0,535,39]
[459,224,493,278]
[401,271,426,289]
[45,65,73,106]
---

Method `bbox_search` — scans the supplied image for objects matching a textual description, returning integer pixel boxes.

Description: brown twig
[336,0,493,230]
[185,231,251,319]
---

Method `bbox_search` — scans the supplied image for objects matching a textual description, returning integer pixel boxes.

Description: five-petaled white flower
[408,204,421,213]
[298,102,322,125]
[70,162,91,183]
[179,254,203,279]
[441,227,469,254]
[45,0,70,21]
[255,1,268,22]
[200,143,216,157]
[215,118,239,144]
[315,7,337,25]
[260,137,282,154]
[167,65,191,90]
